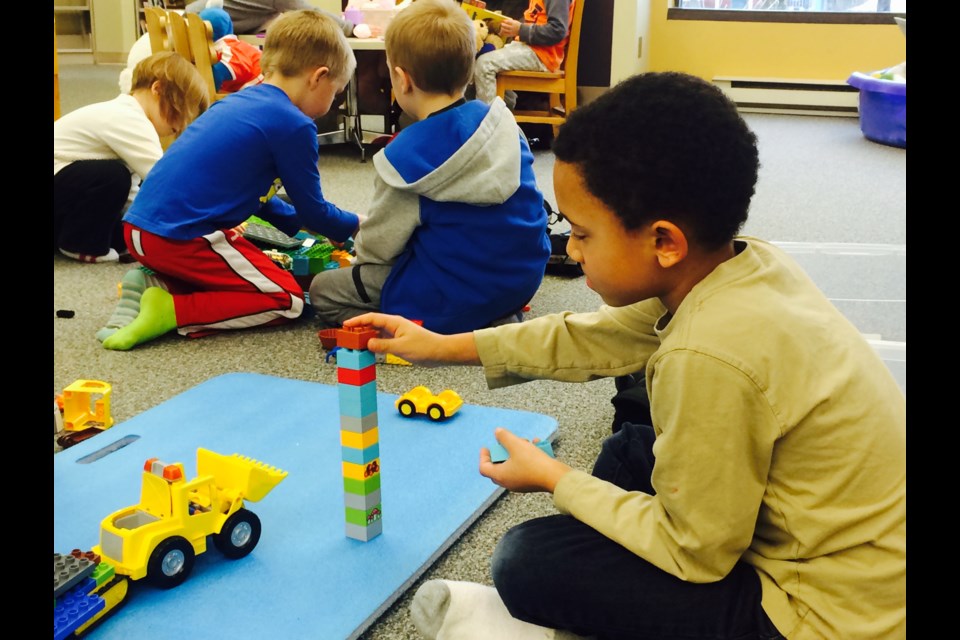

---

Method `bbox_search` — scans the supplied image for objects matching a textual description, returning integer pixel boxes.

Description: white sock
[59,248,119,263]
[411,579,561,640]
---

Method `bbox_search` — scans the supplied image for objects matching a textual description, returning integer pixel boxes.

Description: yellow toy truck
[92,448,288,589]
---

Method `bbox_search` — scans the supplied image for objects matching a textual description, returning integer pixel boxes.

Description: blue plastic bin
[847,72,906,149]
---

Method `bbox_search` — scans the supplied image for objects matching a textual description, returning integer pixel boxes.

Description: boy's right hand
[344,313,480,367]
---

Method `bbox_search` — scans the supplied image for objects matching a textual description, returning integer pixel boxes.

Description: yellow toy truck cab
[92,448,288,589]
[395,385,463,422]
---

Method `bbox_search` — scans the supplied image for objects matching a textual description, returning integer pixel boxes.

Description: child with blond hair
[98,10,360,350]
[309,0,550,334]
[55,52,210,263]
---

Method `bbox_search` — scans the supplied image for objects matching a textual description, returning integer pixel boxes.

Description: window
[670,1,907,23]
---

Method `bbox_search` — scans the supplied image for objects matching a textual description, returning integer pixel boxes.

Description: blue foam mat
[53,373,557,640]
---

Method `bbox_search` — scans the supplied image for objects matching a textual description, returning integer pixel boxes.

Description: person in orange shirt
[472,0,573,106]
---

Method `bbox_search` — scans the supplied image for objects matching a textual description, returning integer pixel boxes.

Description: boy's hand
[499,18,520,40]
[345,313,480,367]
[479,427,572,493]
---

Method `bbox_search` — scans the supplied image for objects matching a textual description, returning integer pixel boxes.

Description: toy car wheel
[147,536,195,589]
[214,508,262,559]
[427,404,446,421]
[398,399,416,417]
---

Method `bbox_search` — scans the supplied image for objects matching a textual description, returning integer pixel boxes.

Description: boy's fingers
[494,427,518,448]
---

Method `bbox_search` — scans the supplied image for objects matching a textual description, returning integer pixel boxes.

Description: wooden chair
[166,10,192,60]
[144,6,172,54]
[185,12,229,102]
[495,0,586,138]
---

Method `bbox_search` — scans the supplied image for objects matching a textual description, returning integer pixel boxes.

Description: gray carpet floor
[54,62,906,639]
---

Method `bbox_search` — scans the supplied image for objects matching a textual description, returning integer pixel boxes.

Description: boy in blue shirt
[100,10,360,351]
[308,0,550,335]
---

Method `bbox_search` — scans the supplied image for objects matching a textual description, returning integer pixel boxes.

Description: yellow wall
[645,4,906,82]
[91,0,139,63]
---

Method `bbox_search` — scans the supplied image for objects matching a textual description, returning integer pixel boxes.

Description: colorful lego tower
[336,327,383,541]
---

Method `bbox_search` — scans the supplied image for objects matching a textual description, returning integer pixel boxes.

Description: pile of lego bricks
[54,550,128,639]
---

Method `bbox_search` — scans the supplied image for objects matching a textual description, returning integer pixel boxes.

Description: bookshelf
[54,1,94,53]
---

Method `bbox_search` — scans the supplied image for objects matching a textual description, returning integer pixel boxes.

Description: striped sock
[95,266,164,342]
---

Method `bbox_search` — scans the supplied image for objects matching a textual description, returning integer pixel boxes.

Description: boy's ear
[310,66,331,87]
[651,220,688,268]
[391,65,414,95]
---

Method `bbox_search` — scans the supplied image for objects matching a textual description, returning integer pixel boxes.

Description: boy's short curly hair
[261,9,356,84]
[385,0,475,95]
[553,72,760,250]
[131,51,210,136]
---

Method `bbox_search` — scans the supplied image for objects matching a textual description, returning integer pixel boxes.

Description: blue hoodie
[354,97,551,334]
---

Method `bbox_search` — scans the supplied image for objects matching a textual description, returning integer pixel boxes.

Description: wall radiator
[713,77,859,117]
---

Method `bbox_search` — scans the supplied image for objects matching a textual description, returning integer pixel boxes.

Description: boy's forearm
[436,332,481,366]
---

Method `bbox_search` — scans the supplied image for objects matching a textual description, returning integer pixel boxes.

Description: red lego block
[336,327,377,351]
[337,364,376,386]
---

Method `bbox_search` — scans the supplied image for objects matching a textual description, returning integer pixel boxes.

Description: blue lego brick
[338,381,378,418]
[343,488,382,510]
[54,585,105,640]
[292,255,310,276]
[336,348,376,369]
[489,440,555,463]
[341,442,380,465]
[340,413,379,433]
[54,552,96,598]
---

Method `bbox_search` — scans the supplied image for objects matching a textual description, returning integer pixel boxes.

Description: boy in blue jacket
[308,0,550,335]
[100,10,359,350]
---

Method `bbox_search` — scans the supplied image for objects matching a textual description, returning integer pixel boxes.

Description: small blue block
[489,440,555,463]
[338,382,378,418]
[341,442,380,464]
[336,348,376,369]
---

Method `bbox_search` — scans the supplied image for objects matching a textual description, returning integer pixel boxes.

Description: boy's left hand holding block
[489,439,555,463]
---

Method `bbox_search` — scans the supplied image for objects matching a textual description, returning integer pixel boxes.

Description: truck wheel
[147,536,195,589]
[214,508,262,559]
[398,399,416,417]
[427,404,446,421]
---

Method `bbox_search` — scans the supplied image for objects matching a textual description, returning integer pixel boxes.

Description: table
[237,35,389,162]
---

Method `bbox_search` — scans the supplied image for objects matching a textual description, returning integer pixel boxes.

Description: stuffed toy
[475,18,505,58]
[199,0,264,92]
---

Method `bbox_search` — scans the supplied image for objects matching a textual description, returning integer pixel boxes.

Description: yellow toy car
[396,386,463,422]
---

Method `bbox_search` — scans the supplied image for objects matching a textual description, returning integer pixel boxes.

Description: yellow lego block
[340,427,380,450]
[343,458,381,481]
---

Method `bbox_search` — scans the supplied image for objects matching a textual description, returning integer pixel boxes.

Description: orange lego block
[336,327,377,351]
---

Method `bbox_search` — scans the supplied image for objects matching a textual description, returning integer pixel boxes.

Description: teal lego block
[345,518,383,541]
[489,440,555,463]
[336,348,376,369]
[292,255,310,276]
[342,442,380,465]
[344,488,382,510]
[340,413,379,433]
[338,381,378,418]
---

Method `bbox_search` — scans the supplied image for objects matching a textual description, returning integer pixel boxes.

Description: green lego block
[343,474,381,495]
[345,503,382,527]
